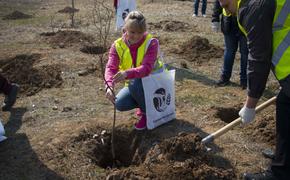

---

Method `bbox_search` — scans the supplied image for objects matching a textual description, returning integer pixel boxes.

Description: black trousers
[271,90,290,179]
[0,74,12,95]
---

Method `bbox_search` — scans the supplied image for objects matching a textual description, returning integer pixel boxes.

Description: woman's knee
[115,100,127,111]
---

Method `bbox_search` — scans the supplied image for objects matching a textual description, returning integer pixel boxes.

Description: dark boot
[2,83,19,111]
[240,80,247,90]
[243,170,277,180]
[262,149,275,159]
[216,77,230,86]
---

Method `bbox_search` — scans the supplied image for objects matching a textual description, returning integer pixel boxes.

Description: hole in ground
[214,107,240,123]
[69,123,236,179]
[73,126,141,168]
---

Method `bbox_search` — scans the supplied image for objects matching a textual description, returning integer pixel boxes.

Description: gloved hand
[239,106,256,124]
[211,22,220,32]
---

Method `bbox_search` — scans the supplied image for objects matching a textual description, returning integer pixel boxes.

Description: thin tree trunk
[71,0,75,27]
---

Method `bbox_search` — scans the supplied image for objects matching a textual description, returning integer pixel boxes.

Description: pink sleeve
[105,43,120,88]
[125,38,159,79]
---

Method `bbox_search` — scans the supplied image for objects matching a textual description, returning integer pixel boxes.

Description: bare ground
[0,0,280,179]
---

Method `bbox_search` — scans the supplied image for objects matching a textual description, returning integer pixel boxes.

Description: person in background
[212,0,248,89]
[113,0,118,14]
[0,74,19,112]
[192,0,207,17]
[105,11,164,130]
[0,74,19,143]
[219,0,290,179]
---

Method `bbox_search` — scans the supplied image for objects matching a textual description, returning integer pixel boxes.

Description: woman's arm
[105,43,120,88]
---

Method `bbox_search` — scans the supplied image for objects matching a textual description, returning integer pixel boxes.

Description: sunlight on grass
[177,94,210,107]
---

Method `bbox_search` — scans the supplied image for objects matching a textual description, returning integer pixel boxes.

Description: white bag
[116,0,136,31]
[142,69,176,130]
[0,120,7,142]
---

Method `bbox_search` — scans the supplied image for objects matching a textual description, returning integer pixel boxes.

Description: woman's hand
[113,71,127,84]
[105,87,115,104]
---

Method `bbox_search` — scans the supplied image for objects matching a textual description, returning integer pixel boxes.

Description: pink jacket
[105,33,159,88]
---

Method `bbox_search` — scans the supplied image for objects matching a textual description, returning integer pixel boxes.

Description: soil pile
[107,132,235,179]
[2,11,32,20]
[0,54,63,96]
[80,45,107,55]
[148,20,191,32]
[57,124,236,179]
[244,114,276,146]
[58,7,79,13]
[174,36,223,64]
[41,30,94,48]
[212,104,275,146]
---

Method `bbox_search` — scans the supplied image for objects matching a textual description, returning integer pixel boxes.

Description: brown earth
[2,10,33,20]
[40,30,95,48]
[58,7,79,14]
[173,35,224,65]
[0,54,63,96]
[0,0,279,179]
[148,20,191,32]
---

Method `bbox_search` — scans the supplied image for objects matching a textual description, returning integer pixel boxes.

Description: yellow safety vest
[114,33,163,72]
[237,0,290,81]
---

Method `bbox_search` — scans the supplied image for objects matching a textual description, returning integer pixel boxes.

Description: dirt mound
[58,7,79,13]
[212,104,275,145]
[107,132,235,179]
[80,45,107,54]
[244,114,276,146]
[2,10,32,20]
[63,125,236,179]
[174,36,223,64]
[148,20,191,32]
[41,30,94,48]
[0,54,63,96]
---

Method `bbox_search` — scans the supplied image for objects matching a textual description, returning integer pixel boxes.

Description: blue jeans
[221,32,248,85]
[115,78,146,113]
[194,0,207,15]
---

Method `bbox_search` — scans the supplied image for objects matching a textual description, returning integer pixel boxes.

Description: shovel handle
[202,96,277,144]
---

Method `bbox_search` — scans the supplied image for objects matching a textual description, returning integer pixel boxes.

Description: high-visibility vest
[114,33,163,72]
[237,0,290,82]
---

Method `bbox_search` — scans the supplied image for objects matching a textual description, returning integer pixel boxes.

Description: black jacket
[211,0,241,35]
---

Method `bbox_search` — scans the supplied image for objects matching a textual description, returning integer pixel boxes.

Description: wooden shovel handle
[202,96,277,144]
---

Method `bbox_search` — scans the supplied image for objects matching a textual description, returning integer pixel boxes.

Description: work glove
[239,106,255,124]
[211,22,220,32]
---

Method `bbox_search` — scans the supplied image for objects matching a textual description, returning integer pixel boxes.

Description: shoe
[135,108,142,117]
[240,83,247,90]
[262,149,275,159]
[192,14,197,17]
[202,14,207,17]
[2,83,19,112]
[134,114,147,130]
[216,78,229,86]
[240,81,247,90]
[243,170,277,180]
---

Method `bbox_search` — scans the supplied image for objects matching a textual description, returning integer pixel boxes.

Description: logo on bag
[153,88,171,112]
[122,9,129,20]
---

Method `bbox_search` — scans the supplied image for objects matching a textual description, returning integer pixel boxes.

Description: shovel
[202,96,277,144]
